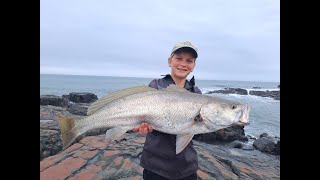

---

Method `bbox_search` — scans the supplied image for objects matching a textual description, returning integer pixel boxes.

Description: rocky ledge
[40,133,279,180]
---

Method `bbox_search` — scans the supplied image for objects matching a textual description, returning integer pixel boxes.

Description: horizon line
[40,73,279,83]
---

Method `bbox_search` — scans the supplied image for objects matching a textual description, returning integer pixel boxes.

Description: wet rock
[253,136,279,155]
[193,125,248,144]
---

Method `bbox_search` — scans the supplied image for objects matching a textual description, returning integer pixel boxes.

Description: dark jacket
[140,74,202,180]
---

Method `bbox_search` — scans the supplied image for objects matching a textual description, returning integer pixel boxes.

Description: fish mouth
[235,104,250,126]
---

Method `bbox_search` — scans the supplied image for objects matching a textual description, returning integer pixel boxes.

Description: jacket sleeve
[148,79,159,89]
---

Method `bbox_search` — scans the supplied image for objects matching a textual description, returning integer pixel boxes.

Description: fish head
[200,100,250,130]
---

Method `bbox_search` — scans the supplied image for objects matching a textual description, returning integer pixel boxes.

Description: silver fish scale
[76,90,210,135]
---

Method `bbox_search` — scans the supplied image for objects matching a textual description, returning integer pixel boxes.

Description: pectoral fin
[176,133,194,154]
[105,127,131,145]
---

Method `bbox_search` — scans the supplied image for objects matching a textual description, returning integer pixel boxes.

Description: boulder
[253,134,280,155]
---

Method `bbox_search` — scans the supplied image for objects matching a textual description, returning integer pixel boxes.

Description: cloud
[40,0,280,82]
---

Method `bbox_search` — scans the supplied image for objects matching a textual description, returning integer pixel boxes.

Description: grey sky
[40,0,280,82]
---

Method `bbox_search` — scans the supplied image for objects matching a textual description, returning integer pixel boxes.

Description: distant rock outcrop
[207,88,248,95]
[40,95,69,107]
[249,90,280,100]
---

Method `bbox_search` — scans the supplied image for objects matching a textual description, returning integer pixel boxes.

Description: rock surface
[40,95,69,107]
[40,133,280,180]
[40,120,63,161]
[63,92,98,103]
[67,103,90,116]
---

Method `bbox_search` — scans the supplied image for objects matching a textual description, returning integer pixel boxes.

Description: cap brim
[173,46,198,58]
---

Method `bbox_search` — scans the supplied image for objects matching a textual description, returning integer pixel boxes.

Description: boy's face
[168,51,196,79]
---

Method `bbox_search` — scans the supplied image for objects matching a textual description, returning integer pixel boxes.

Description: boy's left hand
[133,123,154,134]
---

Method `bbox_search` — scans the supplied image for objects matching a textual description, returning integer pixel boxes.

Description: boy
[133,41,202,180]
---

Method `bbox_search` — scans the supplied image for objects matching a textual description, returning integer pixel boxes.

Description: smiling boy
[133,41,202,180]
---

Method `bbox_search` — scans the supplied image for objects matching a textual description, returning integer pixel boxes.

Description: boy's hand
[133,123,154,134]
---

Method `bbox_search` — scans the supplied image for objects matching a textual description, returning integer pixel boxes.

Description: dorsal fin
[163,84,191,93]
[87,86,156,115]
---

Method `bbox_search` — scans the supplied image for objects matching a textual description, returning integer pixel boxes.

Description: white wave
[247,88,279,93]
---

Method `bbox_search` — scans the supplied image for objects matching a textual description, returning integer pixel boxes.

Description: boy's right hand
[133,123,154,134]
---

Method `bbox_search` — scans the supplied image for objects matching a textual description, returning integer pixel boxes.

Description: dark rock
[252,87,261,89]
[253,137,278,154]
[228,141,255,151]
[64,92,98,103]
[40,120,63,160]
[207,88,248,95]
[67,103,90,116]
[40,95,69,107]
[260,133,269,138]
[275,140,280,154]
[228,140,243,148]
[193,125,248,144]
[249,90,280,100]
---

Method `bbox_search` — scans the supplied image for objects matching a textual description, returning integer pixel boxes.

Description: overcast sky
[40,0,280,82]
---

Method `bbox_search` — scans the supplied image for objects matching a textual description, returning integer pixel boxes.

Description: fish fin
[58,117,79,149]
[87,86,156,115]
[105,127,131,145]
[164,84,191,93]
[176,133,194,154]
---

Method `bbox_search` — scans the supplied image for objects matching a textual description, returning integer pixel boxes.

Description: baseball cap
[171,41,198,58]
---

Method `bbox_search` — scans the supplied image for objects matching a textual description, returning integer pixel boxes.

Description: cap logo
[183,41,191,45]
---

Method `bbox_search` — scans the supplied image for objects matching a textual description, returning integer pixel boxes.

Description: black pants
[143,169,197,180]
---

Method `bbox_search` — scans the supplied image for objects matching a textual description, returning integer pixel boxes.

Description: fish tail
[58,117,79,149]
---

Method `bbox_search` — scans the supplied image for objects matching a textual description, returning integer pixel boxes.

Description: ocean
[40,74,280,139]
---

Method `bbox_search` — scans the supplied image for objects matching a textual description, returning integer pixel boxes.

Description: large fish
[58,85,250,154]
